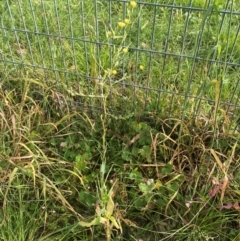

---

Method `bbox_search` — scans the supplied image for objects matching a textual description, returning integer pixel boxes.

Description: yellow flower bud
[139,65,144,70]
[106,31,112,37]
[122,48,128,54]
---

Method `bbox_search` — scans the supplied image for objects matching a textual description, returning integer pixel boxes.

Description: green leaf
[139,145,151,158]
[121,150,132,161]
[139,134,152,145]
[75,155,87,171]
[100,162,106,175]
[161,163,173,175]
[134,197,148,209]
[79,216,107,227]
[155,197,167,208]
[131,146,139,156]
[139,181,154,194]
[105,191,114,217]
[166,181,179,193]
[129,169,143,182]
[78,191,97,207]
[101,193,109,203]
[108,216,121,230]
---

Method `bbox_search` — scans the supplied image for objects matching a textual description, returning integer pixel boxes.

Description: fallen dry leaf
[209,185,220,197]
[209,177,229,199]
[219,203,232,211]
[233,202,240,210]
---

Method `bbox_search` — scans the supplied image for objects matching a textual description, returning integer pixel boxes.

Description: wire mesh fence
[1,0,240,132]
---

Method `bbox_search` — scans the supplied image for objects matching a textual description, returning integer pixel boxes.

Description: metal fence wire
[1,0,240,132]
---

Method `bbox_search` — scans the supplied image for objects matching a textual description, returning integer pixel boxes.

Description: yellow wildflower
[112,70,117,75]
[124,19,131,25]
[118,22,126,28]
[130,1,137,8]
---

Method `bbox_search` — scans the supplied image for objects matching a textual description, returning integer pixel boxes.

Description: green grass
[0,0,240,240]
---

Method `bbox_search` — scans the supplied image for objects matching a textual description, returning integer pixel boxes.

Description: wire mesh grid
[1,0,240,132]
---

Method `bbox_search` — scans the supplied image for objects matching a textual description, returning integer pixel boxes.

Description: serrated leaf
[129,169,142,181]
[139,182,152,193]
